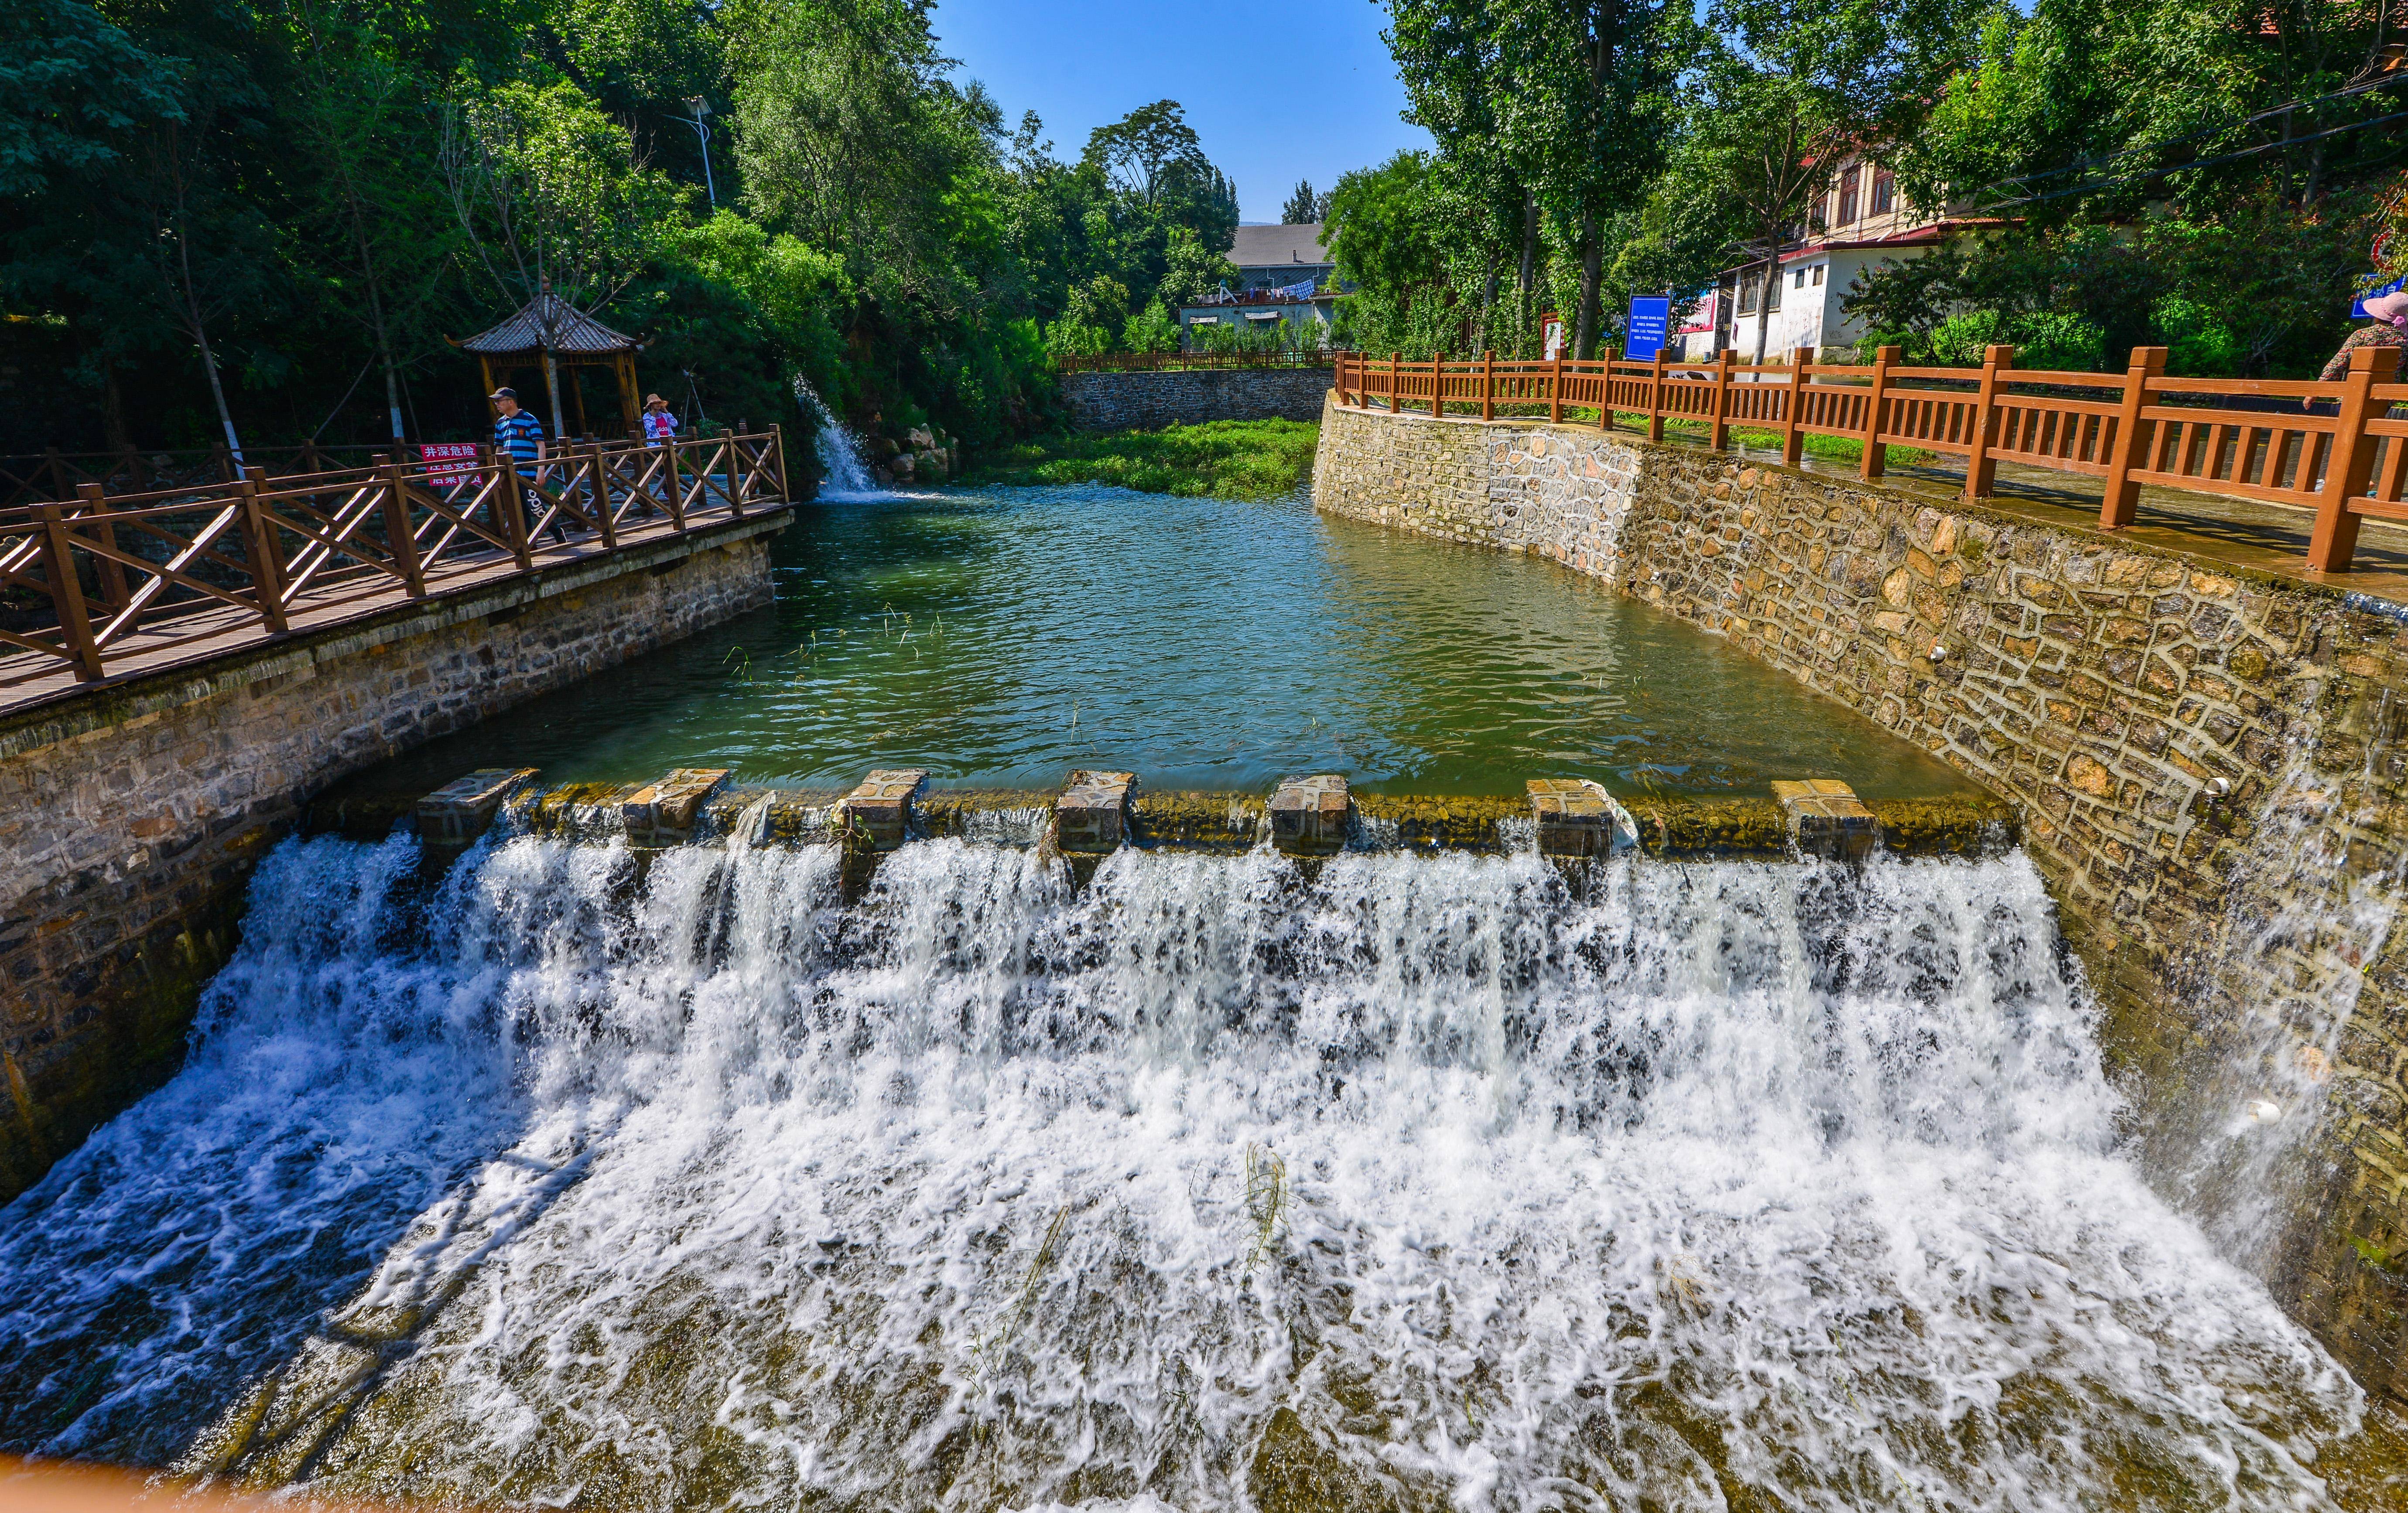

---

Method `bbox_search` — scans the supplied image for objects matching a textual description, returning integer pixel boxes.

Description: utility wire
[1981,104,2408,210]
[1980,67,2408,195]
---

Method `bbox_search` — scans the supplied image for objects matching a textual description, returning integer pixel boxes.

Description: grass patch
[959,419,1317,499]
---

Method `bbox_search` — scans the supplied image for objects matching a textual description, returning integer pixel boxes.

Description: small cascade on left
[792,376,879,497]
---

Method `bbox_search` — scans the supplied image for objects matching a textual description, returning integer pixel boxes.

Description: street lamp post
[683,97,716,207]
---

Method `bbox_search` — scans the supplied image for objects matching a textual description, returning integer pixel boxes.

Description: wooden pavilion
[452,290,644,438]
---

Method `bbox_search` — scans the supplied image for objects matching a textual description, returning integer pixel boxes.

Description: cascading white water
[794,376,880,497]
[0,831,2379,1510]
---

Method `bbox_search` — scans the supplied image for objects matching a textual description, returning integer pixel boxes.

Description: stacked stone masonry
[0,515,788,1199]
[1315,396,2408,1403]
[1063,367,1334,431]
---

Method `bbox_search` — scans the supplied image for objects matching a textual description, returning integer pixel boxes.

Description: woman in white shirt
[642,393,680,445]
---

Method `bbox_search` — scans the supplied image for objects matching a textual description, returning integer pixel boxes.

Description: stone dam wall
[1061,367,1333,431]
[1315,395,2408,1403]
[0,512,790,1201]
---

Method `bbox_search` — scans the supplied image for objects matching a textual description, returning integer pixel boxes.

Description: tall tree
[279,0,456,445]
[443,78,684,438]
[1384,0,1541,348]
[1484,0,1690,358]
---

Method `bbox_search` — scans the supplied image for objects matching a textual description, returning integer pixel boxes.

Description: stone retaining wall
[1061,367,1333,431]
[1315,396,2408,1403]
[0,512,790,1199]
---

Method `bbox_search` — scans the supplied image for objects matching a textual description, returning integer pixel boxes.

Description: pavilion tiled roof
[457,292,637,354]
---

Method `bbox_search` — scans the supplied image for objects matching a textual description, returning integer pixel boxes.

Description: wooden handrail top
[2149,375,2342,398]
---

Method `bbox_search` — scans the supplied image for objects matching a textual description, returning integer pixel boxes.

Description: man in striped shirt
[491,388,557,540]
[491,388,546,466]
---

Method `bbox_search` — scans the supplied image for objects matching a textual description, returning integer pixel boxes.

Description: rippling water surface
[383,484,1972,796]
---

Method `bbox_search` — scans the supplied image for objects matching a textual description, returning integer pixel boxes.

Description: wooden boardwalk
[0,512,787,721]
[0,431,794,724]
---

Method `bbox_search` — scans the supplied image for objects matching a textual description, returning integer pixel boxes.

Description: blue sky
[933,0,1434,223]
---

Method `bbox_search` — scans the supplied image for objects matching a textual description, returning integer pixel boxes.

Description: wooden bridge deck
[0,508,782,724]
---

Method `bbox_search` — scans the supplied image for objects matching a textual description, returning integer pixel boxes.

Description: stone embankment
[1315,395,2408,1404]
[1062,367,1333,431]
[0,512,789,1199]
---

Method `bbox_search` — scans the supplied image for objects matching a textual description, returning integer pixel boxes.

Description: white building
[1677,156,2008,362]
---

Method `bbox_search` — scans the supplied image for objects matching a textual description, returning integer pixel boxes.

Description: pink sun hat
[2366,288,2408,324]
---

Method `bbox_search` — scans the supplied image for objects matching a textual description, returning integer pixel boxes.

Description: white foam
[0,836,2371,1510]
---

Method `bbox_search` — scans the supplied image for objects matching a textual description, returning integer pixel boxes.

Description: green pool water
[372,483,1976,798]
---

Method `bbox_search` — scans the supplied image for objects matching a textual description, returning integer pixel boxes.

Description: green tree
[1279,179,1329,224]
[443,76,685,437]
[1482,0,1690,357]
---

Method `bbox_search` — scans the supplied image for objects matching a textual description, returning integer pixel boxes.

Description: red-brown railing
[0,429,790,686]
[1332,346,2408,573]
[1054,350,1345,375]
[0,442,400,510]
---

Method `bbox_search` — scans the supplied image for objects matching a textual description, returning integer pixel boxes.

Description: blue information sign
[1624,295,1672,361]
[2354,278,2406,318]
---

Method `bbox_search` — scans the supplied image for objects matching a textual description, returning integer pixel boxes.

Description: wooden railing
[1333,346,2408,573]
[0,429,789,686]
[1054,350,1346,375]
[0,442,396,510]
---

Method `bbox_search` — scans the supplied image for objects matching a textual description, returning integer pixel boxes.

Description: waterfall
[794,376,879,497]
[0,832,2379,1510]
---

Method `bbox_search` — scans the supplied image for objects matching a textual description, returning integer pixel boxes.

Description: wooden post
[1710,349,1735,451]
[586,439,619,546]
[1597,345,1618,432]
[662,437,689,532]
[1390,351,1402,413]
[1549,355,1564,426]
[236,472,289,633]
[2100,346,2168,529]
[1481,350,1495,422]
[1781,347,1812,464]
[1649,349,1668,442]
[1964,344,2015,501]
[770,422,792,503]
[1431,352,1447,417]
[36,502,106,681]
[75,483,130,610]
[1858,345,1898,480]
[486,443,534,568]
[378,455,426,596]
[2309,345,2402,573]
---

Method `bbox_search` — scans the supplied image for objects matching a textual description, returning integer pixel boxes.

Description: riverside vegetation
[956,420,1320,500]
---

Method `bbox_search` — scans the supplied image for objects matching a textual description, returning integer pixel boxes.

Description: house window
[1793,266,1807,289]
[1738,276,1758,315]
[1836,165,1861,225]
[1871,171,1895,215]
[1811,264,1825,286]
[1766,270,1783,312]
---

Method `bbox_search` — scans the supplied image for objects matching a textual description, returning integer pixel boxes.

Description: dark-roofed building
[1178,223,1344,345]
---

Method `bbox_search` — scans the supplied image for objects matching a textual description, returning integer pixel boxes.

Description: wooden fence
[0,443,397,511]
[1333,345,2408,573]
[1054,350,1345,375]
[1,429,789,686]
